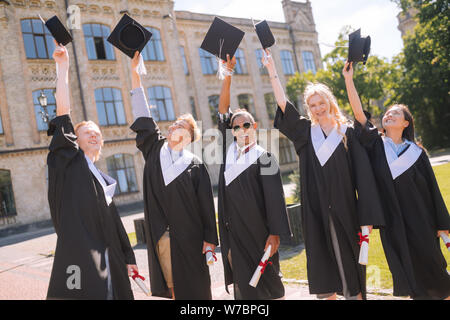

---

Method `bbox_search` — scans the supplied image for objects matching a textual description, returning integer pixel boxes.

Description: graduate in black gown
[262,49,385,300]
[129,52,218,300]
[217,55,292,300]
[47,42,137,300]
[343,61,450,300]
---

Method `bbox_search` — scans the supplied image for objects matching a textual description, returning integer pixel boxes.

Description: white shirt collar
[84,155,117,206]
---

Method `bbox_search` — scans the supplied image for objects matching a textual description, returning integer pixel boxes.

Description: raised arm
[218,54,236,114]
[343,61,367,126]
[53,40,70,116]
[262,49,287,112]
[130,51,151,120]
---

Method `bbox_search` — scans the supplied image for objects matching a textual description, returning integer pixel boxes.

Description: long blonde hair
[304,82,349,149]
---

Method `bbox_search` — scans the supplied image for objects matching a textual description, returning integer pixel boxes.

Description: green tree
[287,26,400,120]
[391,0,450,148]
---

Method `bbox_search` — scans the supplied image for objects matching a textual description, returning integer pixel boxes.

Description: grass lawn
[280,162,450,289]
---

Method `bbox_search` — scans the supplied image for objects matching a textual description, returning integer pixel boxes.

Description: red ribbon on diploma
[446,242,450,249]
[259,260,272,274]
[132,270,145,281]
[358,232,369,246]
[205,249,218,261]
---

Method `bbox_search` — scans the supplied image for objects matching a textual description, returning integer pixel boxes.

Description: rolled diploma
[358,226,370,265]
[249,245,271,288]
[205,246,215,266]
[440,233,450,252]
[133,273,151,296]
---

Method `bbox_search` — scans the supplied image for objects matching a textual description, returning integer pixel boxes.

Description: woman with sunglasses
[263,49,384,300]
[216,54,291,300]
[344,61,450,300]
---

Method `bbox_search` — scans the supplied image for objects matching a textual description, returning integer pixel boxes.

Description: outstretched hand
[52,39,69,66]
[224,54,236,71]
[131,51,141,73]
[343,61,354,79]
[261,48,275,71]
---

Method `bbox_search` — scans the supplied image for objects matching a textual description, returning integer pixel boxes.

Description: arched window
[264,92,276,120]
[33,89,56,131]
[237,94,257,121]
[94,88,126,126]
[208,94,220,125]
[106,154,138,195]
[234,49,247,75]
[0,170,17,218]
[83,23,115,60]
[142,27,165,61]
[21,19,55,59]
[280,50,296,75]
[147,86,175,121]
[199,48,217,75]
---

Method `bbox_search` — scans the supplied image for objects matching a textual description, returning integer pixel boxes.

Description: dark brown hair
[385,104,416,142]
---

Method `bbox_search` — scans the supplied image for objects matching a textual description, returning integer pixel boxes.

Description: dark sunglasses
[232,122,252,132]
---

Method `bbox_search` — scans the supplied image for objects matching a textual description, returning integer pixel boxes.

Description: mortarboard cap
[348,29,371,65]
[254,20,275,49]
[107,14,152,59]
[41,15,73,46]
[200,17,245,61]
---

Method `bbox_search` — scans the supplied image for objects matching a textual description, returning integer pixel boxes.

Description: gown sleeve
[218,108,234,165]
[347,128,385,228]
[273,101,311,154]
[129,88,166,160]
[259,152,292,237]
[195,164,219,246]
[46,115,80,231]
[111,202,137,265]
[420,153,450,230]
[47,114,79,166]
[353,119,381,150]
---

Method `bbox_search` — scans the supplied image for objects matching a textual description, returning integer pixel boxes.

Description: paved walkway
[0,212,406,300]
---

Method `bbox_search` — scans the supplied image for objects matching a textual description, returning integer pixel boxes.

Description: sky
[174,0,404,61]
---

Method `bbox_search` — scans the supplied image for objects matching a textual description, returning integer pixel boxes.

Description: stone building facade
[0,0,321,230]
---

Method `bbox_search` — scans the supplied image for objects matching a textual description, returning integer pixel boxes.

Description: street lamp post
[38,90,49,124]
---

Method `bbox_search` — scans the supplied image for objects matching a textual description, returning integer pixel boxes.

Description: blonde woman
[263,49,384,300]
[344,61,450,300]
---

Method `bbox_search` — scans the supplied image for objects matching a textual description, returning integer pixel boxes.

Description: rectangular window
[0,112,3,134]
[33,89,57,131]
[255,49,268,75]
[21,19,55,59]
[234,49,247,75]
[83,24,115,60]
[302,51,316,74]
[280,50,296,75]
[180,46,189,75]
[199,48,217,75]
[142,27,165,61]
[95,88,126,126]
[148,86,176,121]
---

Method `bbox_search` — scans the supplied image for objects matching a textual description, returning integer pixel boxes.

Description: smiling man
[46,42,137,300]
[129,52,218,300]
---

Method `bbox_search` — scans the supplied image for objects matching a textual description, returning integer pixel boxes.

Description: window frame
[147,86,176,122]
[82,23,115,61]
[21,18,55,59]
[142,27,165,61]
[33,89,57,132]
[94,87,127,127]
[280,50,296,75]
[106,154,139,195]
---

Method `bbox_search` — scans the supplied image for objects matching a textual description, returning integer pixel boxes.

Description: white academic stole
[160,142,194,186]
[382,137,422,180]
[85,155,117,206]
[224,141,265,186]
[311,123,348,166]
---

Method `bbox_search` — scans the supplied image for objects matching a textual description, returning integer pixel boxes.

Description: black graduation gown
[130,117,218,300]
[46,115,136,300]
[354,120,450,299]
[217,110,292,300]
[274,102,385,298]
